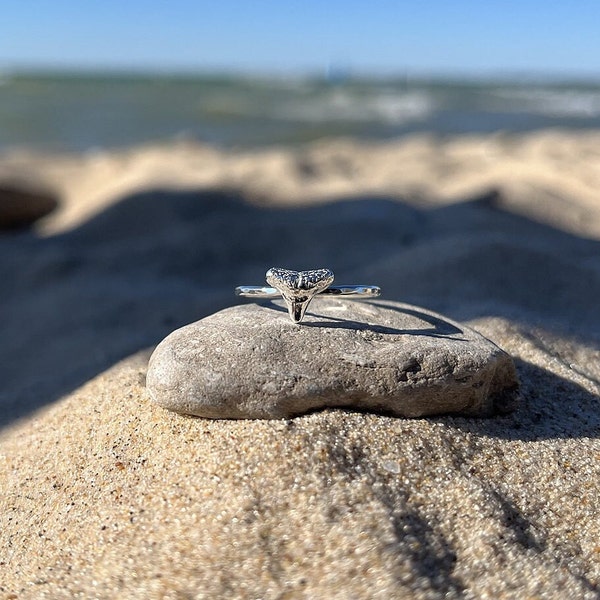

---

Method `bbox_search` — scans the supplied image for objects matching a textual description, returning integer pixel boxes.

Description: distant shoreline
[3,65,600,85]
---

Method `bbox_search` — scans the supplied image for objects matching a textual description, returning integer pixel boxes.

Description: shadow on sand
[1,186,598,436]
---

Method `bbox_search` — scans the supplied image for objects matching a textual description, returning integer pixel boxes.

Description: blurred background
[2,0,600,151]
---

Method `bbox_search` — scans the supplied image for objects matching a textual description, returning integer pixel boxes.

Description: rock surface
[147,300,519,419]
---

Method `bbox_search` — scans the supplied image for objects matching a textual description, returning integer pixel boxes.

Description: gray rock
[146,300,519,419]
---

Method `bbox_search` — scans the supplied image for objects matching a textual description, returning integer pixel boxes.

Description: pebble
[146,300,519,419]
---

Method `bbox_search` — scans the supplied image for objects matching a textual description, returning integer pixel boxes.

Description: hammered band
[235,267,381,324]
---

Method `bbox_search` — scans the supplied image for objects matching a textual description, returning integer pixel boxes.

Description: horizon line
[2,63,600,85]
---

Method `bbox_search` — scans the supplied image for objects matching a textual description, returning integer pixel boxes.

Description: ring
[235,267,381,324]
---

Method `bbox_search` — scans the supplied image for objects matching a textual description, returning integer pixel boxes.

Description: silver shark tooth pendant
[266,267,335,324]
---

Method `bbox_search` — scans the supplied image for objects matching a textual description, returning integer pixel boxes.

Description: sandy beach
[1,131,600,598]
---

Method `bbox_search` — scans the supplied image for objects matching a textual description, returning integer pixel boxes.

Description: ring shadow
[264,300,466,338]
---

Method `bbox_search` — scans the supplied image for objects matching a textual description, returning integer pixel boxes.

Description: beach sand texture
[1,131,599,598]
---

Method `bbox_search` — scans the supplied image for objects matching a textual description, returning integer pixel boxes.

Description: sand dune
[1,132,599,598]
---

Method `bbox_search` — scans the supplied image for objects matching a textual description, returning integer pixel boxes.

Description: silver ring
[235,267,381,324]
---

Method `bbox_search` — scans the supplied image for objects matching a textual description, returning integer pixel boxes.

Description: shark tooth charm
[266,267,335,323]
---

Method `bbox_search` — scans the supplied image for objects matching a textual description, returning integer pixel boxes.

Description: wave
[491,87,600,118]
[271,89,436,124]
[4,72,600,150]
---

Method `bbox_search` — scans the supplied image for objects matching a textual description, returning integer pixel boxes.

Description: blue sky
[2,1,600,76]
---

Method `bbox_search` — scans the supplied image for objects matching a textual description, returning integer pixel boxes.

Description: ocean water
[2,72,600,151]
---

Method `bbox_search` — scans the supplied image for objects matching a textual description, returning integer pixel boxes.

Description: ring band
[235,267,381,324]
[235,285,381,298]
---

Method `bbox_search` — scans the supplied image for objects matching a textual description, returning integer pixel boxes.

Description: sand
[1,131,599,598]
